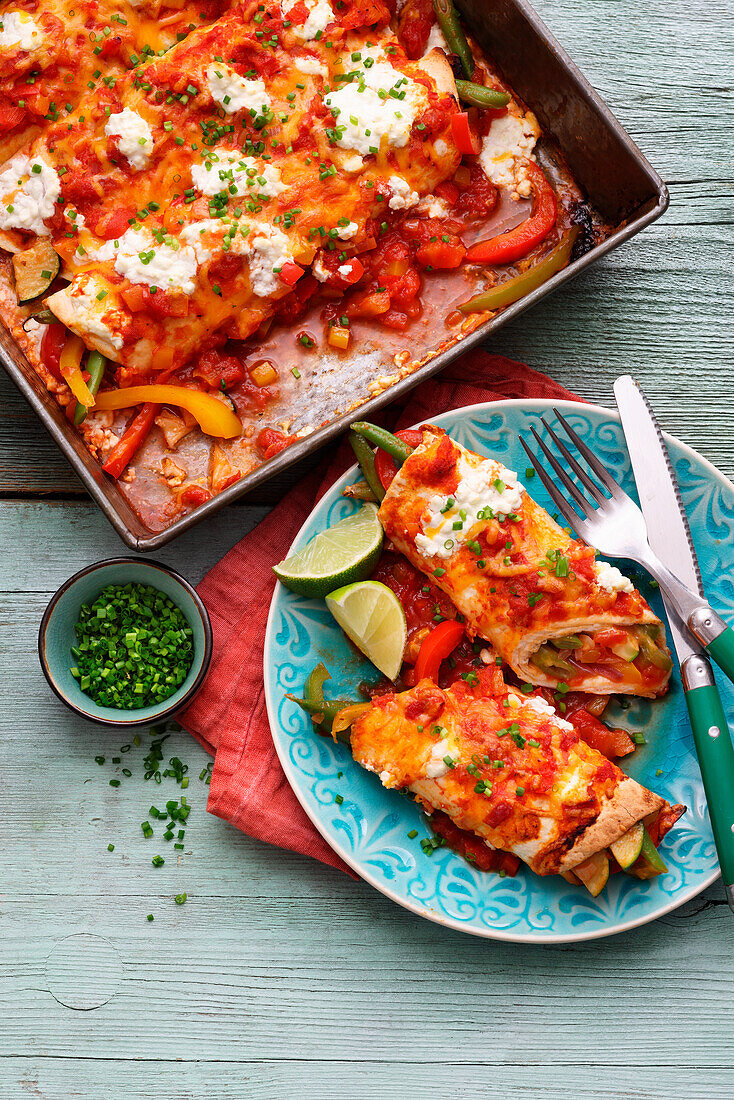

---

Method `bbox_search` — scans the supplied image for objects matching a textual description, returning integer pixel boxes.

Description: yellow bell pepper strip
[458,227,580,314]
[94,385,241,438]
[59,335,95,408]
[331,703,372,737]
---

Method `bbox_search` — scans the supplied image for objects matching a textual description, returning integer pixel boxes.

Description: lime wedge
[273,503,383,598]
[326,580,407,680]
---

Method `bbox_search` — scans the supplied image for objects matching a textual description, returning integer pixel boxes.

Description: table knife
[614,375,734,909]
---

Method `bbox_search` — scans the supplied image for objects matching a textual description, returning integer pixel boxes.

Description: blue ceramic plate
[264,400,731,942]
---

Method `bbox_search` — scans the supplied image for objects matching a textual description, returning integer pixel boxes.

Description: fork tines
[520,408,627,536]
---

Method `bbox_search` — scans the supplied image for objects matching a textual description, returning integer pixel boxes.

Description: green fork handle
[682,653,734,910]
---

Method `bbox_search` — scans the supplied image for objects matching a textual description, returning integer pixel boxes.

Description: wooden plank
[0,586,732,1074]
[2,1059,732,1100]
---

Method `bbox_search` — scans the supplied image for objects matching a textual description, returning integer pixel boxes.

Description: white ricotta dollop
[207,63,270,115]
[417,195,451,219]
[105,108,153,171]
[479,111,540,193]
[0,154,60,236]
[522,693,574,732]
[96,227,198,295]
[415,452,525,560]
[63,275,124,351]
[190,150,285,199]
[387,174,419,211]
[287,0,335,41]
[293,55,328,77]
[0,11,42,50]
[324,61,426,157]
[425,738,453,779]
[595,560,634,594]
[247,224,293,297]
[336,220,358,240]
[179,218,248,263]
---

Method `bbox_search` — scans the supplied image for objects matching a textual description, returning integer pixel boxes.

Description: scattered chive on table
[0,2,732,1096]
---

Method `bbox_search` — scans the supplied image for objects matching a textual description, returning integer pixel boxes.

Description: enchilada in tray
[0,0,607,532]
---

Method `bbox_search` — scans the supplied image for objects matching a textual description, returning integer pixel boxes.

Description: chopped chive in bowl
[70,582,194,710]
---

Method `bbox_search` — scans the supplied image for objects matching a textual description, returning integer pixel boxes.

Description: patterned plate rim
[264,398,725,943]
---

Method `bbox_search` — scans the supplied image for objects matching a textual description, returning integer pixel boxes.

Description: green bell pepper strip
[350,422,414,465]
[287,663,358,742]
[455,80,510,110]
[74,350,106,426]
[349,431,385,502]
[459,227,579,314]
[343,479,378,503]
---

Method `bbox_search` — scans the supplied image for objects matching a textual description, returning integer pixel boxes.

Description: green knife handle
[682,657,734,897]
[704,627,734,684]
[688,609,734,686]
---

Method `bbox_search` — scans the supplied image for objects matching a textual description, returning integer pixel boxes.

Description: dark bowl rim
[38,557,213,728]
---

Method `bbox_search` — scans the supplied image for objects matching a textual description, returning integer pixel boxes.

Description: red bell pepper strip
[374,428,423,490]
[414,620,466,682]
[279,261,305,286]
[40,322,68,381]
[450,112,481,156]
[102,402,160,480]
[567,708,635,761]
[465,161,558,266]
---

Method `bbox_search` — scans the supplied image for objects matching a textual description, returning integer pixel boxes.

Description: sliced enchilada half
[348,675,680,882]
[378,425,672,697]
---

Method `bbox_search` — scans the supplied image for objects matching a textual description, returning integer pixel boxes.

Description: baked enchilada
[0,0,605,528]
[376,424,672,697]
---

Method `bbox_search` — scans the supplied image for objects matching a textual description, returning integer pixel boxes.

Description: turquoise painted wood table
[1,2,733,1096]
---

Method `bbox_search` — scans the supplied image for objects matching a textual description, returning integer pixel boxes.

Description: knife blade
[614,374,734,910]
[612,376,703,663]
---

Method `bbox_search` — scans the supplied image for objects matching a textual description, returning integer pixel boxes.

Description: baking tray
[0,0,668,551]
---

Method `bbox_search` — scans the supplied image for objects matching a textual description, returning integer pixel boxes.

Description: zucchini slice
[610,821,644,869]
[13,239,60,303]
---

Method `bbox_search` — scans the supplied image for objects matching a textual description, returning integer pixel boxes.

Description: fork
[519,407,734,679]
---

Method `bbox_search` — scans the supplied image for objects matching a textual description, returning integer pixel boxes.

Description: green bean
[350,422,414,464]
[349,432,385,502]
[455,80,510,110]
[74,350,106,426]
[433,0,474,78]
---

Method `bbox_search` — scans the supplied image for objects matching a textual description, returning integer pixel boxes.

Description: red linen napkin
[180,352,581,875]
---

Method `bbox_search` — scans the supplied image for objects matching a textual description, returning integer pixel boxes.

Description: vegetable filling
[531,624,672,686]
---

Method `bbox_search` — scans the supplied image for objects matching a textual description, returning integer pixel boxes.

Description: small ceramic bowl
[38,557,213,727]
